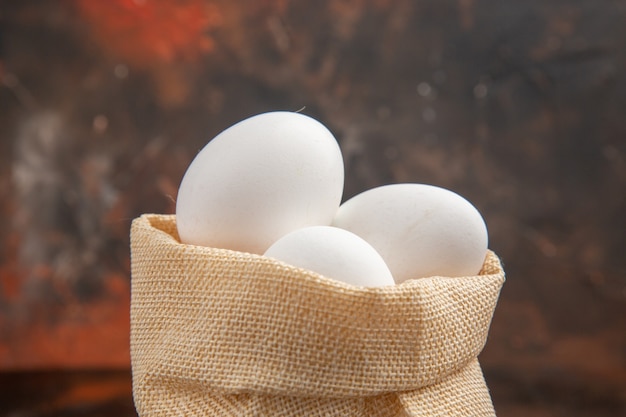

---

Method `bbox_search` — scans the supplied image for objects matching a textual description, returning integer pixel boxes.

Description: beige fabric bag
[130,214,505,417]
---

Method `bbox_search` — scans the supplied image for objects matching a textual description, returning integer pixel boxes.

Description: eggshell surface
[176,112,344,254]
[332,183,488,283]
[263,226,395,287]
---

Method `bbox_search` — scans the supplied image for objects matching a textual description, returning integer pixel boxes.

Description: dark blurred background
[0,0,624,416]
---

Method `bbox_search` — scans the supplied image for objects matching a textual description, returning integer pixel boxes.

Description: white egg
[176,112,344,254]
[332,183,488,283]
[263,226,395,287]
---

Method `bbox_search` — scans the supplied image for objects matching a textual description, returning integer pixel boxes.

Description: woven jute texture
[130,214,505,417]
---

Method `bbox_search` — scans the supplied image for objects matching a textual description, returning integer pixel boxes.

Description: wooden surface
[1,0,625,415]
[0,368,623,417]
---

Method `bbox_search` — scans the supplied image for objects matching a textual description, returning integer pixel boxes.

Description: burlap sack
[130,213,505,417]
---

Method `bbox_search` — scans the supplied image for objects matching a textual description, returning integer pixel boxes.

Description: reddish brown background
[1,0,624,416]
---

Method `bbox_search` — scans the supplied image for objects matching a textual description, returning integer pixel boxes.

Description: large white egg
[264,226,394,287]
[176,112,344,254]
[331,183,488,283]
